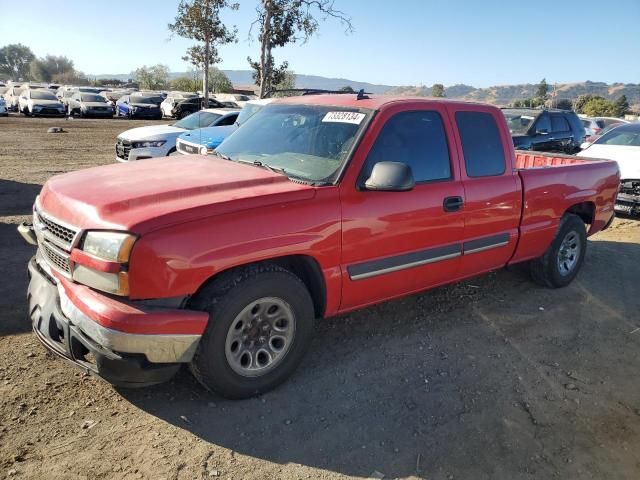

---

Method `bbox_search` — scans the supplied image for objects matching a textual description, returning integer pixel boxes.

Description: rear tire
[530,214,586,288]
[189,264,315,399]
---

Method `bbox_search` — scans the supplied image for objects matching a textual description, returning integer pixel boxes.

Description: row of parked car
[0,81,256,120]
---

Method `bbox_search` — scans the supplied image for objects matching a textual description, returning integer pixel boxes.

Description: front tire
[530,214,586,288]
[189,264,315,399]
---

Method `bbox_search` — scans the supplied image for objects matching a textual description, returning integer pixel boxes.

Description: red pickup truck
[21,95,619,399]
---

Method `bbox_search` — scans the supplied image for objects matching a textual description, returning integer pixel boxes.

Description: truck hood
[580,145,640,179]
[38,156,316,234]
[118,124,186,141]
[179,125,237,148]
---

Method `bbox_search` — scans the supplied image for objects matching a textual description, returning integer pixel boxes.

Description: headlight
[72,231,136,295]
[82,231,136,262]
[132,140,167,148]
[199,146,211,155]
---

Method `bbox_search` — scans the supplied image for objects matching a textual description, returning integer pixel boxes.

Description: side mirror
[535,128,549,135]
[364,162,415,192]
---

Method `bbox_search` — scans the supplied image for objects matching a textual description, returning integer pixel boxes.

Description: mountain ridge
[93,70,640,109]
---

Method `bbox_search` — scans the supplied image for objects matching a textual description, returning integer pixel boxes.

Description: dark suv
[502,108,586,154]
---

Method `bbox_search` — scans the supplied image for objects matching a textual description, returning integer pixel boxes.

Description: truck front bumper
[27,255,207,387]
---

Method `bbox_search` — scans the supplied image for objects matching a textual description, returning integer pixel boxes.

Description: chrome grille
[177,139,199,155]
[41,241,71,274]
[35,211,77,247]
[116,137,132,160]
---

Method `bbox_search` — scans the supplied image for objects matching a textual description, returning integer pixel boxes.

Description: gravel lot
[1,114,639,480]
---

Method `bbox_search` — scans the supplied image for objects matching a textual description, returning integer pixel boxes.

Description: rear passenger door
[550,113,573,152]
[449,107,522,278]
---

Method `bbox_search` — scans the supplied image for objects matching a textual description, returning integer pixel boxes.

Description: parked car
[19,95,619,399]
[18,89,65,117]
[176,98,273,155]
[214,93,255,107]
[579,122,640,216]
[115,108,240,162]
[0,96,8,116]
[115,95,163,119]
[169,97,227,119]
[502,108,585,153]
[580,116,629,137]
[67,92,113,118]
[3,84,23,111]
[160,92,199,118]
[99,90,126,113]
[580,122,624,149]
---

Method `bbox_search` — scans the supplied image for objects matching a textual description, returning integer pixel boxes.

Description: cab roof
[272,94,494,111]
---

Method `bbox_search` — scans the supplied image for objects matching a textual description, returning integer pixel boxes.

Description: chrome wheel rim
[557,231,580,276]
[225,297,296,377]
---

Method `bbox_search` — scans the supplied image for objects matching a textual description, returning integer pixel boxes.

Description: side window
[217,114,238,126]
[534,114,551,133]
[363,110,451,183]
[455,111,506,177]
[551,115,570,132]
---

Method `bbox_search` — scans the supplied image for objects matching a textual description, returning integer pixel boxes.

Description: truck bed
[509,150,620,264]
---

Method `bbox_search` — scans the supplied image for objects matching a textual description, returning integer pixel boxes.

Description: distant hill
[93,69,393,94]
[92,70,640,110]
[387,81,640,110]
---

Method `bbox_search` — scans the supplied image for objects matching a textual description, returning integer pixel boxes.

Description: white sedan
[115,108,239,162]
[580,122,640,216]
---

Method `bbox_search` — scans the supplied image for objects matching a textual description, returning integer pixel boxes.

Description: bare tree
[248,0,352,98]
[169,0,238,106]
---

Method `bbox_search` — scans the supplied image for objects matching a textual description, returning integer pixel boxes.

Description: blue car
[175,99,272,155]
[115,94,164,120]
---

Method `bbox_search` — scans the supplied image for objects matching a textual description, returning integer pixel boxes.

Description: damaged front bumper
[27,254,207,387]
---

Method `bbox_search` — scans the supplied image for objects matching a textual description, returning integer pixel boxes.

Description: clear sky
[1,0,638,87]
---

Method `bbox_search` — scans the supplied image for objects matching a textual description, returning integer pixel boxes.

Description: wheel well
[565,202,595,226]
[192,256,327,319]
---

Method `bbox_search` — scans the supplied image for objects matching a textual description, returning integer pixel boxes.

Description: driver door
[339,103,465,310]
[530,112,554,151]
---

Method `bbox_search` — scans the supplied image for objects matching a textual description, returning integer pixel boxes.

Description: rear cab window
[455,111,506,177]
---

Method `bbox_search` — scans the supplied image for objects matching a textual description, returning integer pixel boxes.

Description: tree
[29,55,75,83]
[248,0,352,98]
[270,70,296,96]
[574,94,602,114]
[431,83,445,97]
[169,0,238,106]
[208,66,233,92]
[614,95,630,117]
[582,97,617,117]
[535,78,549,100]
[554,98,573,111]
[339,85,354,93]
[171,75,201,92]
[0,44,35,80]
[52,70,89,85]
[133,64,170,90]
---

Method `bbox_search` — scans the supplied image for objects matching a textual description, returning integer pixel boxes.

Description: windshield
[236,103,266,126]
[216,104,371,183]
[31,91,57,100]
[174,111,222,130]
[594,124,640,147]
[81,94,105,102]
[502,110,536,135]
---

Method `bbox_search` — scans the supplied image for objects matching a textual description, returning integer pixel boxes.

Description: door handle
[443,196,464,212]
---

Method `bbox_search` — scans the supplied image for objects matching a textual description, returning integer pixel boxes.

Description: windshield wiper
[249,160,288,176]
[214,151,232,161]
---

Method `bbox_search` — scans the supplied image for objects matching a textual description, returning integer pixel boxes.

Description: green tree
[29,55,75,82]
[208,66,233,92]
[169,0,238,105]
[171,76,200,92]
[431,83,445,97]
[339,85,355,93]
[270,70,296,96]
[574,94,603,114]
[133,64,170,90]
[582,97,617,117]
[248,0,352,98]
[554,98,573,111]
[614,95,630,117]
[0,44,35,80]
[535,78,549,100]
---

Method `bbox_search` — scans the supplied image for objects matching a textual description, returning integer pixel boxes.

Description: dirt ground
[1,114,639,480]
